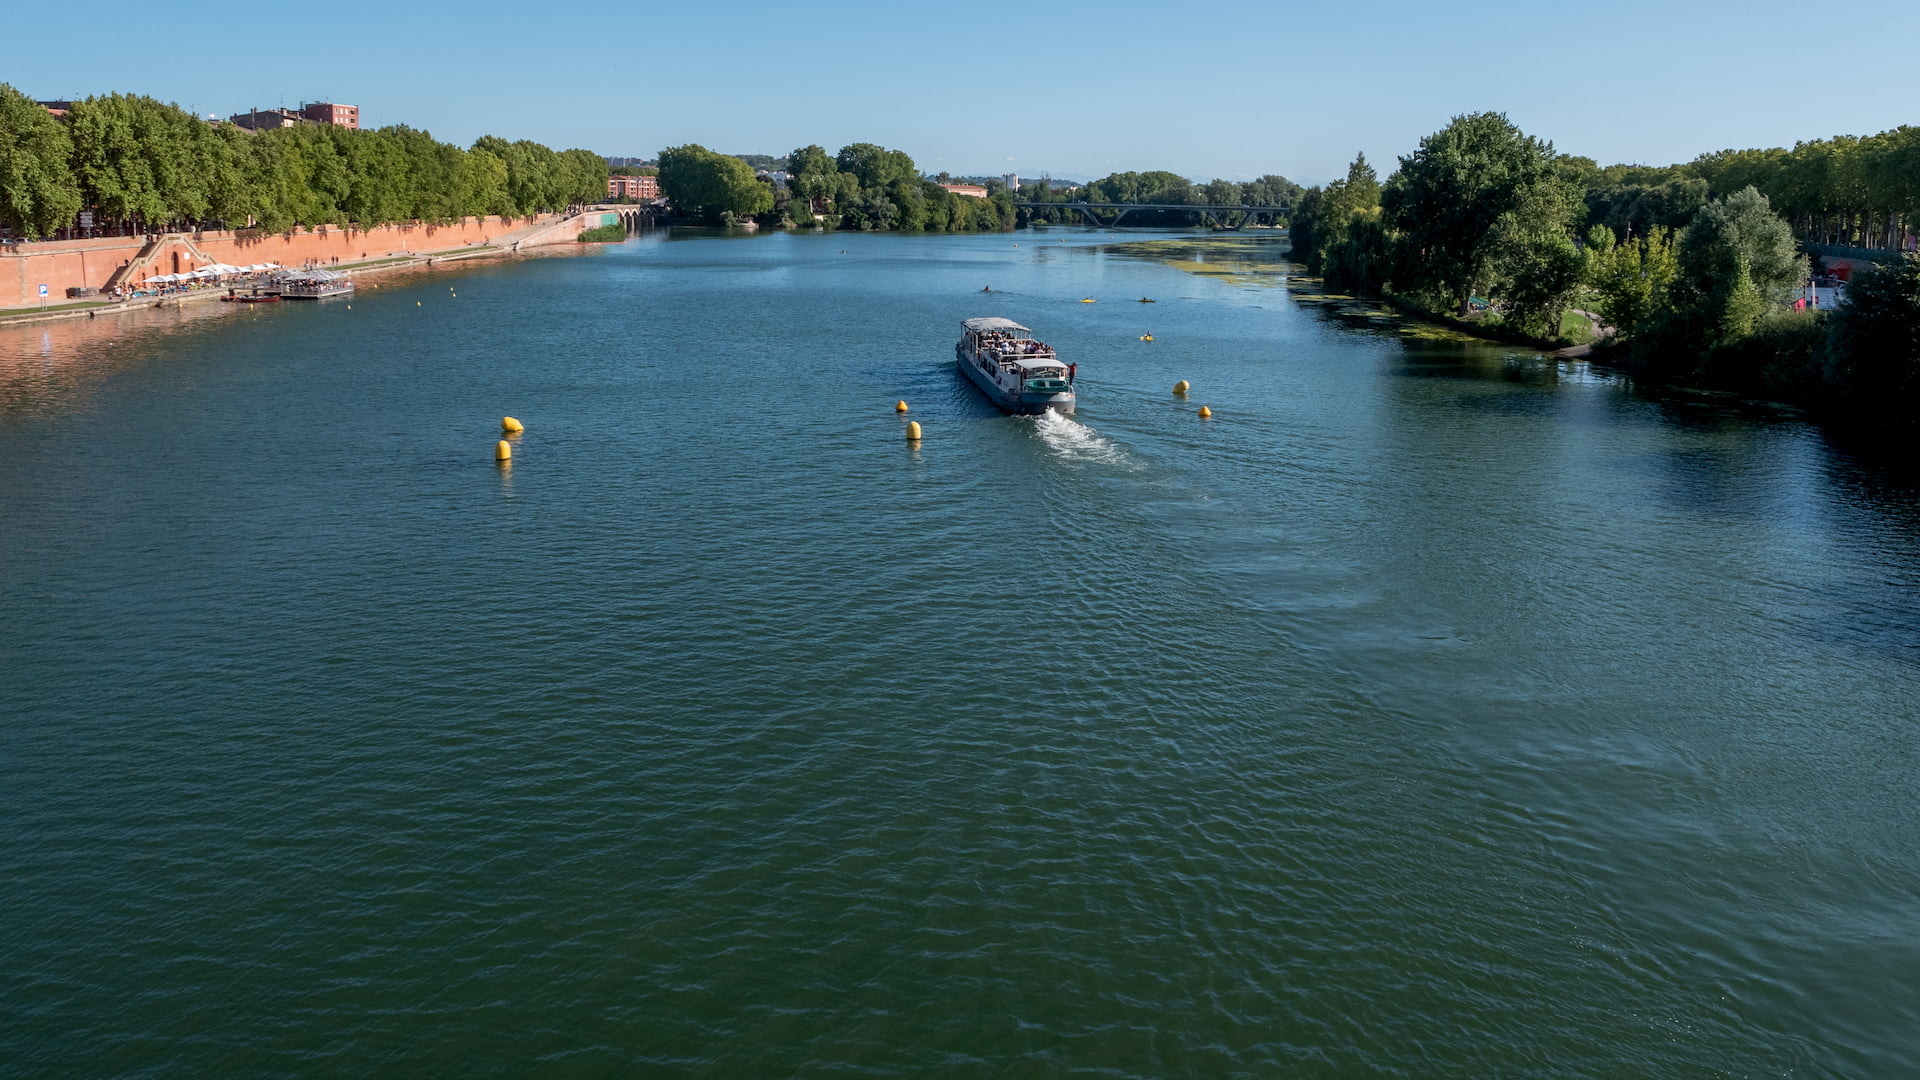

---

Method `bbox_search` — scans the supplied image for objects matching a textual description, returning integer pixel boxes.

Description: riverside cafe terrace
[131,263,281,297]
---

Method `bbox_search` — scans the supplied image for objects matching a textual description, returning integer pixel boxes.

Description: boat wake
[1031,409,1129,467]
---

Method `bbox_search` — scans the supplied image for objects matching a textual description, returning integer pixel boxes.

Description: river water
[3,228,1917,1078]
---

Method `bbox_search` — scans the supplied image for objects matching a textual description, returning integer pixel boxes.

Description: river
[3,227,1917,1077]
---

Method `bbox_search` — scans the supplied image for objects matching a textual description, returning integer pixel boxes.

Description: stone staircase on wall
[105,237,165,292]
[104,233,219,292]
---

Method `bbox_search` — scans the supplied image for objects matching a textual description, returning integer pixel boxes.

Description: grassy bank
[577,222,627,243]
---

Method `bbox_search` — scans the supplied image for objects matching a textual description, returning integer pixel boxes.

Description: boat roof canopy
[963,317,1029,332]
[1013,357,1065,371]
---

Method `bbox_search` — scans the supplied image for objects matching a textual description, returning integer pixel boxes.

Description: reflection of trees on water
[0,304,236,418]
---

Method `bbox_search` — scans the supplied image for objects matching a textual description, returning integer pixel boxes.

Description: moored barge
[278,270,354,299]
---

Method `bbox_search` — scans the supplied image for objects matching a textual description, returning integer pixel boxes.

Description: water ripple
[3,231,1917,1078]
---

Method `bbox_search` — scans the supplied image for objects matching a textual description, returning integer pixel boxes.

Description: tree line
[0,84,608,239]
[660,142,1018,232]
[1289,112,1919,435]
[656,145,1306,233]
[1583,128,1920,253]
[1017,172,1303,227]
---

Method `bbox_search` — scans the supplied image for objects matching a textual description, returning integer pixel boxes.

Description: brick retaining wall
[2,215,564,308]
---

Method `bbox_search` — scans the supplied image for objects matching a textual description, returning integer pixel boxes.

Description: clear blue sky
[13,0,1918,185]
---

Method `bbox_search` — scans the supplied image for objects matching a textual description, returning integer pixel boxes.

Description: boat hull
[956,347,1074,415]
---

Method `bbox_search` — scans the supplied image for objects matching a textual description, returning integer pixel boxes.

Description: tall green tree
[1244,174,1301,208]
[658,144,772,222]
[1584,225,1680,338]
[1383,112,1576,316]
[834,143,915,190]
[472,136,573,215]
[340,126,410,226]
[66,93,211,228]
[1638,189,1801,365]
[1688,186,1806,303]
[890,179,927,231]
[784,144,835,222]
[1484,156,1587,337]
[199,123,253,227]
[457,148,512,219]
[240,129,302,232]
[0,82,82,238]
[1202,178,1240,207]
[556,148,610,207]
[1292,154,1384,282]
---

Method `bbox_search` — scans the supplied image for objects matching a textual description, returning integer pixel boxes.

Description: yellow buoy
[1174,380,1190,394]
[495,439,512,461]
[906,421,922,441]
[895,400,909,413]
[502,416,524,433]
[1198,406,1212,418]
[416,301,421,306]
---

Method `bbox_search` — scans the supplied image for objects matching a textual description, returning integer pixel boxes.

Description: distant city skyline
[13,0,1919,187]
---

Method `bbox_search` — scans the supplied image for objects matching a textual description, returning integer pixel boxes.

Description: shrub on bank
[1696,309,1828,400]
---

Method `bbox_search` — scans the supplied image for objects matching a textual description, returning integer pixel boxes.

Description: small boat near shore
[955,317,1076,415]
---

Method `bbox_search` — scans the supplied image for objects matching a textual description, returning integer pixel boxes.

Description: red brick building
[301,102,360,129]
[609,174,659,200]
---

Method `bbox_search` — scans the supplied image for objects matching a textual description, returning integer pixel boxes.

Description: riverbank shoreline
[0,243,527,329]
[0,208,632,330]
[1375,288,1598,356]
[0,205,642,326]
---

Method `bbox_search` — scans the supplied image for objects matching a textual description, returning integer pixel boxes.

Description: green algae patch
[1103,235,1296,290]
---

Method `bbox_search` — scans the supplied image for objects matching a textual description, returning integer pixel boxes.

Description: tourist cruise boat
[955,317,1075,414]
[278,269,354,299]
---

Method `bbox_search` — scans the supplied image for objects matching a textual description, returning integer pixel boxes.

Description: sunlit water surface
[3,229,1917,1078]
